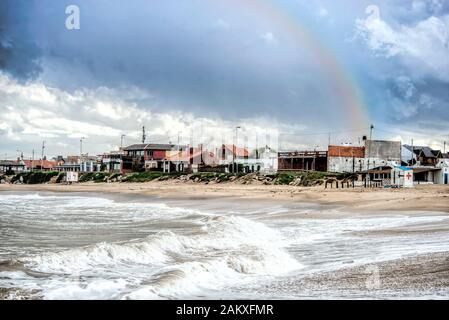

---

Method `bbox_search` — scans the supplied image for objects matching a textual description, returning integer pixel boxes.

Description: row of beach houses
[1,138,449,187]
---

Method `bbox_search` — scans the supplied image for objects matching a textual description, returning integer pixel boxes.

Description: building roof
[278,151,328,158]
[123,143,176,151]
[403,145,441,158]
[411,167,441,173]
[223,144,249,157]
[0,160,25,166]
[165,149,216,162]
[23,160,57,168]
[395,166,413,171]
[328,145,365,158]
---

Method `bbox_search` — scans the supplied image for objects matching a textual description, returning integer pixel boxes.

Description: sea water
[0,192,448,299]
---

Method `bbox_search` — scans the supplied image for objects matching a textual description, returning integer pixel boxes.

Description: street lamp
[120,134,126,149]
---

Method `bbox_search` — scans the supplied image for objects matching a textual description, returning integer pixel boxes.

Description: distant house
[328,145,365,173]
[411,166,441,184]
[402,145,442,166]
[164,147,219,173]
[278,150,328,172]
[436,159,449,184]
[217,144,250,173]
[54,161,101,173]
[0,160,25,173]
[219,144,249,162]
[101,151,133,173]
[123,143,181,172]
[248,146,278,173]
[23,159,57,171]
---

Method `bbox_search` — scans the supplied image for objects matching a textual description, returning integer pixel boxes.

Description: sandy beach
[1,181,449,213]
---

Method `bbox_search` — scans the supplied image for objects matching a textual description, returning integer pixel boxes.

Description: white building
[436,159,449,185]
[391,166,414,188]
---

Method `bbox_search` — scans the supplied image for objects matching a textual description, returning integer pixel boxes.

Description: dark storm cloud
[0,0,42,80]
[1,0,448,137]
[0,0,355,127]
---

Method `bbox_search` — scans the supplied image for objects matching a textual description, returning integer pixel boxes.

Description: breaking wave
[15,215,301,299]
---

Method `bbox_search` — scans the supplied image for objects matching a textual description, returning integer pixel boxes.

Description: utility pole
[367,124,374,170]
[313,145,319,171]
[41,141,45,170]
[444,141,446,154]
[177,131,181,171]
[120,134,126,149]
[142,126,146,144]
[32,149,34,171]
[411,139,414,166]
[80,137,85,160]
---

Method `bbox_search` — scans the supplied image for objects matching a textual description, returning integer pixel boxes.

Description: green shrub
[79,172,111,183]
[11,171,60,184]
[56,172,66,183]
[122,171,165,182]
[276,173,296,185]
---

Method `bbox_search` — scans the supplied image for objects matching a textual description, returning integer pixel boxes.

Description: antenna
[142,126,146,144]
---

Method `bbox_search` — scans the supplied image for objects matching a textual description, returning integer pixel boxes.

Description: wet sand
[2,252,448,300]
[278,251,449,299]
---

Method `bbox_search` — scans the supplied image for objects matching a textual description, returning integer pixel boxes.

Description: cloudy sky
[1,0,448,159]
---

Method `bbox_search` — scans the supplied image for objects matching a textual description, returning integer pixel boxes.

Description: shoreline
[268,251,449,299]
[2,251,448,300]
[1,182,449,214]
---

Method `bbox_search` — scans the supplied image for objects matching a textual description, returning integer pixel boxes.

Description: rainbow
[216,0,370,127]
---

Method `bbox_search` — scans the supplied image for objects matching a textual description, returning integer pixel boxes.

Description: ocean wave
[18,215,301,299]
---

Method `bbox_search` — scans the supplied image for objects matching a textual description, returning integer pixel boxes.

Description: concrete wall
[328,157,365,173]
[328,157,396,173]
[365,140,401,161]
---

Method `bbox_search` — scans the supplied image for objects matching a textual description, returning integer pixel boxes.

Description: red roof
[328,145,365,158]
[23,160,58,169]
[166,149,216,162]
[224,145,249,157]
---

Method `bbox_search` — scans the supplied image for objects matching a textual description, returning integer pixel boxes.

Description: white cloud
[260,32,277,45]
[412,0,444,14]
[354,12,449,81]
[0,73,290,158]
[213,19,230,30]
[317,7,329,18]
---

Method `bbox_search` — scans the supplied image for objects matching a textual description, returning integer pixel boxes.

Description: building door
[445,173,448,185]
